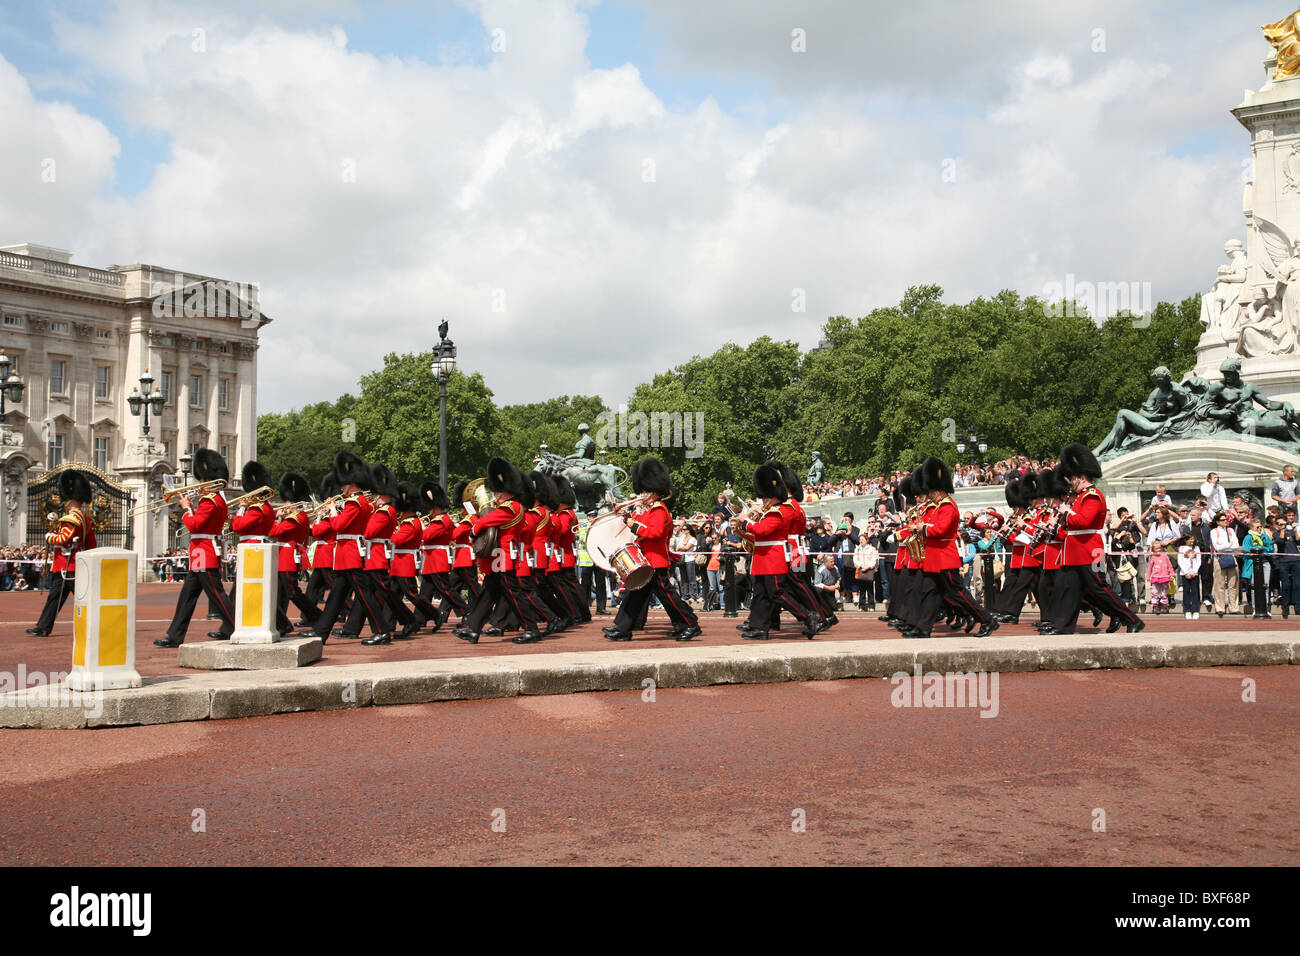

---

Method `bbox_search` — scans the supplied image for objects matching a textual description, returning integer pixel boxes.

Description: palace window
[218,378,230,410]
[190,374,204,408]
[95,365,111,400]
[160,371,173,403]
[48,433,64,467]
[94,436,109,471]
[3,315,19,327]
[95,329,111,340]
[49,360,66,395]
[51,321,69,333]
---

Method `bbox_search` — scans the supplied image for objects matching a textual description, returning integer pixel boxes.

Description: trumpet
[126,479,227,517]
[225,485,276,511]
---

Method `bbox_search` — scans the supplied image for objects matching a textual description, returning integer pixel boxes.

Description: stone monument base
[177,637,322,671]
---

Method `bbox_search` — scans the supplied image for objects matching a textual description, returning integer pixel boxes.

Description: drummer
[602,456,702,642]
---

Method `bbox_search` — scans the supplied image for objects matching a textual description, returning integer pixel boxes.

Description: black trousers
[306,567,332,604]
[278,570,320,626]
[994,566,1038,619]
[452,565,481,601]
[34,574,74,632]
[166,569,235,643]
[412,572,468,625]
[314,568,387,637]
[745,572,812,633]
[613,567,697,632]
[935,568,989,625]
[464,572,542,633]
[888,565,916,625]
[579,564,607,612]
[1049,564,1137,633]
[393,575,442,624]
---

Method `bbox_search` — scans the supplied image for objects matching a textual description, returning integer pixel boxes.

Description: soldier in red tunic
[992,476,1037,624]
[882,470,919,629]
[309,451,391,645]
[456,458,547,644]
[157,450,237,647]
[406,481,464,632]
[27,469,96,637]
[776,461,831,631]
[269,472,320,631]
[736,462,819,641]
[908,457,997,639]
[449,481,481,603]
[550,475,589,623]
[603,457,701,642]
[386,481,443,639]
[1044,443,1142,635]
[227,460,294,637]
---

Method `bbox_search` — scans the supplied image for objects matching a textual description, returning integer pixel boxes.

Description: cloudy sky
[0,0,1287,411]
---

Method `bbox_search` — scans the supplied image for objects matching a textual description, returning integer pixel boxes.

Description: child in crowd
[1146,541,1174,614]
[1177,532,1202,620]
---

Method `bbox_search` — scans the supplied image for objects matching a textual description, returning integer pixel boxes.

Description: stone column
[177,350,191,455]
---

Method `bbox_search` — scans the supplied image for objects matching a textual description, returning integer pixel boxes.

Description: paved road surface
[2,666,1294,865]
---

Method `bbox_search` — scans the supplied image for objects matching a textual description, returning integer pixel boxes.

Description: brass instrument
[904,506,927,563]
[308,494,346,519]
[125,479,227,517]
[461,478,499,559]
[225,485,276,511]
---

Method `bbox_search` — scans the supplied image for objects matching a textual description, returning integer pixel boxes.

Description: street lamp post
[955,432,988,466]
[0,351,26,445]
[430,320,457,491]
[127,369,166,439]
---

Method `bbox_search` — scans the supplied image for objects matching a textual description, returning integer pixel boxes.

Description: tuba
[904,506,927,563]
[461,478,499,559]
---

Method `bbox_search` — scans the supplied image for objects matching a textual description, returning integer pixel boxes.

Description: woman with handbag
[1209,513,1242,616]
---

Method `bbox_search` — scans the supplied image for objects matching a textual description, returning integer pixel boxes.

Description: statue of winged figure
[1246,215,1300,357]
[1264,6,1300,80]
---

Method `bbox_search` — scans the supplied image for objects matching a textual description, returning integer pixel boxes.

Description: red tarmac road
[1,582,1293,680]
[1,666,1295,865]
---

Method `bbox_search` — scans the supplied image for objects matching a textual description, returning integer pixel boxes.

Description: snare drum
[586,513,654,591]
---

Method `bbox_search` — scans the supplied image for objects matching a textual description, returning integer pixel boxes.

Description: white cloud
[0,0,1279,419]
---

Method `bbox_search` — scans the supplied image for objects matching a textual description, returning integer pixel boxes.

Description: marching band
[23,441,1144,645]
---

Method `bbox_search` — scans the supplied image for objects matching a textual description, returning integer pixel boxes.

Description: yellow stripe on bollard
[99,605,128,666]
[73,605,87,667]
[242,584,264,627]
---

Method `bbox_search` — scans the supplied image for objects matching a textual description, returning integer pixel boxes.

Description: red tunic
[362,502,398,571]
[546,508,568,572]
[309,517,335,570]
[184,492,228,573]
[745,507,789,576]
[451,515,474,569]
[230,501,275,541]
[390,516,422,577]
[528,506,552,574]
[556,507,578,569]
[421,513,454,574]
[473,499,526,573]
[920,497,961,572]
[329,494,373,571]
[1062,485,1106,567]
[269,510,311,572]
[627,500,674,569]
[781,500,807,572]
[48,508,95,574]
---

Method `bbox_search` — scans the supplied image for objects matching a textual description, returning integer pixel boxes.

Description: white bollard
[230,542,281,644]
[69,547,141,691]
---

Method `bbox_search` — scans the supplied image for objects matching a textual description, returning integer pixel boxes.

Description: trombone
[225,485,276,511]
[125,479,227,517]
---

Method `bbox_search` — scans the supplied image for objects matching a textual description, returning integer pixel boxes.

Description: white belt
[191,533,218,540]
[393,549,420,557]
[238,536,266,544]
[1066,530,1099,536]
[337,534,365,543]
[755,540,787,547]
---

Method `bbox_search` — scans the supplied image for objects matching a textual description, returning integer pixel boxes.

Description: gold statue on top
[1265,6,1300,79]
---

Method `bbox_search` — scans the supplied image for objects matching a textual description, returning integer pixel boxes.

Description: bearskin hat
[369,462,399,499]
[552,474,577,508]
[1004,476,1024,510]
[193,448,229,483]
[528,471,558,510]
[319,471,340,500]
[451,479,468,507]
[775,461,804,503]
[1020,470,1042,501]
[486,457,529,501]
[421,481,449,511]
[279,471,311,503]
[1051,463,1073,498]
[631,456,673,497]
[1060,442,1102,481]
[911,465,928,496]
[58,469,92,504]
[921,457,954,495]
[394,481,422,514]
[334,451,372,492]
[753,462,789,501]
[898,474,915,506]
[241,460,272,493]
[1035,467,1062,501]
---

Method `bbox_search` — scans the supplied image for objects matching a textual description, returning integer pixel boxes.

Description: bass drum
[472,526,499,560]
[585,513,654,591]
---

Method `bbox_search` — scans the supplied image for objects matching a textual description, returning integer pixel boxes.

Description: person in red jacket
[775,461,831,631]
[228,460,294,637]
[305,472,339,608]
[309,451,391,645]
[908,457,997,639]
[737,462,817,640]
[551,475,590,623]
[385,481,443,639]
[157,450,237,647]
[456,458,546,644]
[269,472,320,631]
[406,481,464,633]
[1044,443,1143,635]
[603,456,701,642]
[882,470,919,629]
[449,481,481,602]
[27,469,96,637]
[993,476,1036,624]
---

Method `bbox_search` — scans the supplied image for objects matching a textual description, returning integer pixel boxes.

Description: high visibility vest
[577,520,594,567]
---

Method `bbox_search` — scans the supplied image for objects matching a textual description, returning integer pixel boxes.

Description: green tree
[498,395,609,467]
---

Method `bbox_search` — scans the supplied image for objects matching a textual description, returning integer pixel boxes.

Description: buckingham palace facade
[0,242,268,566]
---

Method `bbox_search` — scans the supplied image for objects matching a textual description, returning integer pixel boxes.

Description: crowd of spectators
[802,457,1061,502]
[0,546,52,591]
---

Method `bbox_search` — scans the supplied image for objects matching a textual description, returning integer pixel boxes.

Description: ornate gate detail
[26,461,135,550]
